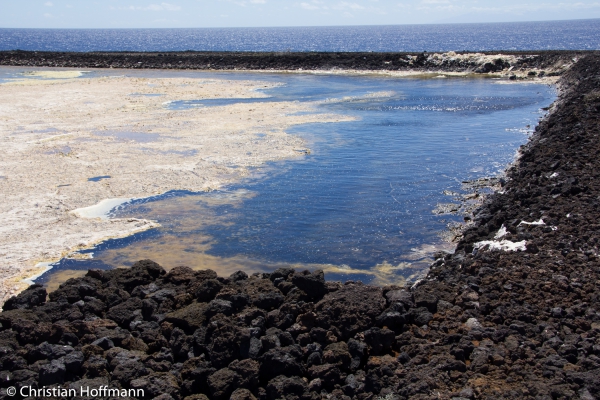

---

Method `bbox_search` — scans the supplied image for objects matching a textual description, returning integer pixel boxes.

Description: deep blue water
[33,71,555,285]
[1,19,599,52]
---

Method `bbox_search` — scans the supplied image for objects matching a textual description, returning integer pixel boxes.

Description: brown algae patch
[60,191,453,289]
[0,69,355,304]
[97,245,424,290]
[44,269,89,293]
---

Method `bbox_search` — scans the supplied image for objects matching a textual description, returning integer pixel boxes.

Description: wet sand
[0,69,354,305]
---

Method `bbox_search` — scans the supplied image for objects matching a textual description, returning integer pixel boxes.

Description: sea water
[34,71,555,286]
[1,19,599,52]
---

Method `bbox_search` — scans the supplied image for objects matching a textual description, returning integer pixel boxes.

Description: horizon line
[1,17,599,30]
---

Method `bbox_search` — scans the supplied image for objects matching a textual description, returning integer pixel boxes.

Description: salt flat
[0,70,353,304]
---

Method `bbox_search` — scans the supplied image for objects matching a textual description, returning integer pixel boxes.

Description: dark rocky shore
[1,53,600,400]
[0,50,590,75]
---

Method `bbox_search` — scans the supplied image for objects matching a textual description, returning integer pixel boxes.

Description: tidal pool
[36,73,555,287]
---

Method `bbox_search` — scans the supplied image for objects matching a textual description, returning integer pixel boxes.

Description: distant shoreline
[0,50,595,77]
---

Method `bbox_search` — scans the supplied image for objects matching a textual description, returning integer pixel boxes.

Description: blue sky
[1,1,600,28]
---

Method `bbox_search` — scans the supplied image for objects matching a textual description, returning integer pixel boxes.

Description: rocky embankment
[0,54,599,400]
[0,50,588,78]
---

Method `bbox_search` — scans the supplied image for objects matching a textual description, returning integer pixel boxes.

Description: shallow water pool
[35,72,555,287]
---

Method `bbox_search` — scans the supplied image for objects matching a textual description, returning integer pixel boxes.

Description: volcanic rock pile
[1,261,418,400]
[1,53,600,400]
[0,50,584,76]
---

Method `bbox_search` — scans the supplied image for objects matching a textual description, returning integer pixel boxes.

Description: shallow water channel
[35,72,555,288]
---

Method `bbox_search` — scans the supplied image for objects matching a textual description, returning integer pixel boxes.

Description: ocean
[1,19,599,52]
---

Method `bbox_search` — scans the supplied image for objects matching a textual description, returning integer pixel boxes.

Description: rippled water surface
[1,19,599,52]
[34,72,555,288]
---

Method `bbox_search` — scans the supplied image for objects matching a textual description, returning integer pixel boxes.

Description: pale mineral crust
[0,72,353,304]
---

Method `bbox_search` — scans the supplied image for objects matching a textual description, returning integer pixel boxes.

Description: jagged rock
[253,292,285,310]
[408,306,433,326]
[38,359,66,385]
[308,363,343,390]
[363,327,395,355]
[207,367,241,399]
[195,279,223,302]
[180,358,215,395]
[28,341,73,361]
[413,291,438,312]
[164,266,196,284]
[165,302,209,331]
[315,285,386,340]
[291,270,328,299]
[63,350,84,372]
[112,358,149,385]
[3,284,47,310]
[82,354,108,377]
[266,375,308,399]
[130,372,180,399]
[260,345,305,380]
[229,270,249,282]
[229,358,260,389]
[91,337,114,350]
[106,297,143,328]
[323,341,351,366]
[269,268,294,282]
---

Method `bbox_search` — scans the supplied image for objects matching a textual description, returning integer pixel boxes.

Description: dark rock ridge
[1,54,600,399]
[0,50,591,76]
